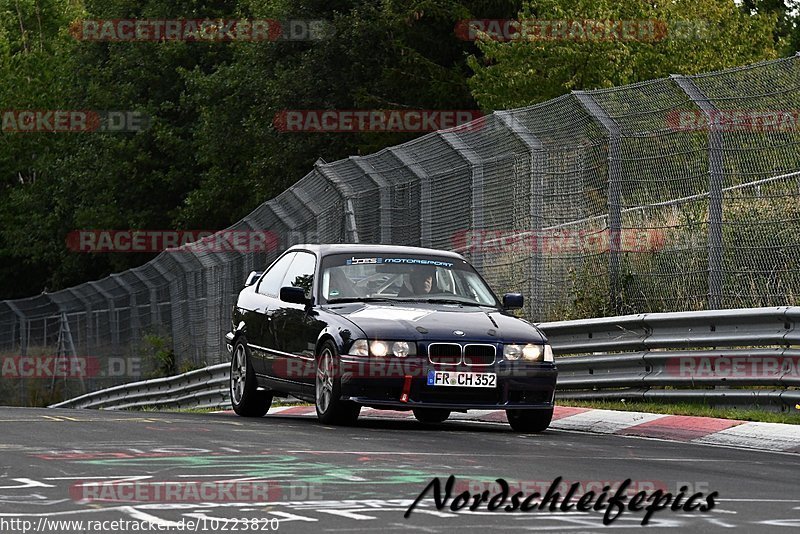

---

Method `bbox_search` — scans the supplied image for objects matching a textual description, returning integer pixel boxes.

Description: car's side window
[258,253,296,297]
[281,251,316,299]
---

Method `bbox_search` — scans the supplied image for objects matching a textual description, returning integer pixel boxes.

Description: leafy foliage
[468,0,783,109]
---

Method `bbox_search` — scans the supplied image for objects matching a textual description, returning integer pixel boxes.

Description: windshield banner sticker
[383,258,454,267]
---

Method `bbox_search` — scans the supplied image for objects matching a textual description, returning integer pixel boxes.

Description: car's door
[271,251,324,388]
[248,252,296,374]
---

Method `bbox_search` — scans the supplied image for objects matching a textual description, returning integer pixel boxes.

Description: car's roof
[286,243,466,261]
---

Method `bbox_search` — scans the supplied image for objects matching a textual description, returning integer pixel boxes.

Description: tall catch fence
[2,55,800,405]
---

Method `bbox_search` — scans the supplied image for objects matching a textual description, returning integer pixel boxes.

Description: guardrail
[51,364,230,410]
[546,307,800,409]
[52,307,800,411]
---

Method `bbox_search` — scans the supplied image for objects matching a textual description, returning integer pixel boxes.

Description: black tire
[230,337,272,417]
[413,408,451,424]
[506,408,553,433]
[315,340,361,425]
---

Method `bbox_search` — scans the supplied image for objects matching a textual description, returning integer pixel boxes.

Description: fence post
[289,187,325,228]
[88,281,118,352]
[495,111,545,319]
[672,75,724,310]
[151,257,187,369]
[266,198,302,246]
[185,249,225,368]
[439,131,485,271]
[110,273,138,349]
[5,301,26,355]
[350,156,393,244]
[315,161,360,243]
[389,147,432,248]
[574,92,623,315]
[5,301,27,406]
[131,269,162,333]
[66,288,94,356]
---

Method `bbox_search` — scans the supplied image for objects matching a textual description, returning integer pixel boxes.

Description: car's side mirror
[245,271,263,287]
[503,293,524,310]
[280,286,309,305]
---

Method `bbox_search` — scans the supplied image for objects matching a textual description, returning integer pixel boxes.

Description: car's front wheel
[506,408,553,432]
[315,340,361,425]
[413,408,451,424]
[230,338,272,417]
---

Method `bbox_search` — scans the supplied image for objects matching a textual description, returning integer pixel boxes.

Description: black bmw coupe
[225,244,557,432]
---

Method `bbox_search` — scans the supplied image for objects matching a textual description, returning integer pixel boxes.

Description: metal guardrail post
[672,75,724,310]
[388,146,432,248]
[495,111,545,319]
[574,92,624,315]
[439,131,485,271]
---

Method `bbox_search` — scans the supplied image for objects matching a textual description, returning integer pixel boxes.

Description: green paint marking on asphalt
[78,454,438,485]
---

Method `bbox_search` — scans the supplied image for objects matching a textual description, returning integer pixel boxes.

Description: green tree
[467,0,782,109]
[0,0,523,298]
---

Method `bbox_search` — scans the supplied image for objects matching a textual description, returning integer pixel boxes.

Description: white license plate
[427,370,496,388]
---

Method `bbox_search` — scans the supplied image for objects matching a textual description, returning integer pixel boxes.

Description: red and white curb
[216,405,800,454]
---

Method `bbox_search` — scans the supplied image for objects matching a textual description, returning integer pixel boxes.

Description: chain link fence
[2,54,800,405]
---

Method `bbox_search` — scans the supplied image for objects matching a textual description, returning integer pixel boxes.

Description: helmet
[409,266,436,293]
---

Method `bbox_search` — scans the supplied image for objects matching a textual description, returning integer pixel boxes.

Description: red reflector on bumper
[400,375,412,403]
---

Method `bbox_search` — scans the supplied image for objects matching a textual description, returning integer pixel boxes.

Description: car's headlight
[503,344,522,360]
[370,340,389,357]
[349,339,416,357]
[349,339,369,356]
[504,343,551,362]
[392,341,412,358]
[522,344,542,361]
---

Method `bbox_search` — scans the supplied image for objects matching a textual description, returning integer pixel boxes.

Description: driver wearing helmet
[398,266,438,297]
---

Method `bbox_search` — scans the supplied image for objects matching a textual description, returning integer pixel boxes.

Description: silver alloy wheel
[231,344,247,404]
[316,348,335,413]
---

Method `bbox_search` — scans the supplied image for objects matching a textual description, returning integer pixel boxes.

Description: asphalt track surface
[0,406,797,533]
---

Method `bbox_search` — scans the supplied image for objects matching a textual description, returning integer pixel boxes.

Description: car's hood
[324,302,545,344]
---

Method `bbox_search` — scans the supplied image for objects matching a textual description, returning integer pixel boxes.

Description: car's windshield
[319,253,499,306]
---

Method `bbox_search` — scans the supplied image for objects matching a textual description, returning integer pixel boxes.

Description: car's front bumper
[338,355,557,410]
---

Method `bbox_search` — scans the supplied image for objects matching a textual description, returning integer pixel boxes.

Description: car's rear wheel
[230,338,272,417]
[506,408,553,432]
[315,340,360,425]
[413,408,451,424]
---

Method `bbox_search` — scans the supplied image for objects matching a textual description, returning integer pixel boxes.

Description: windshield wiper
[400,298,489,307]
